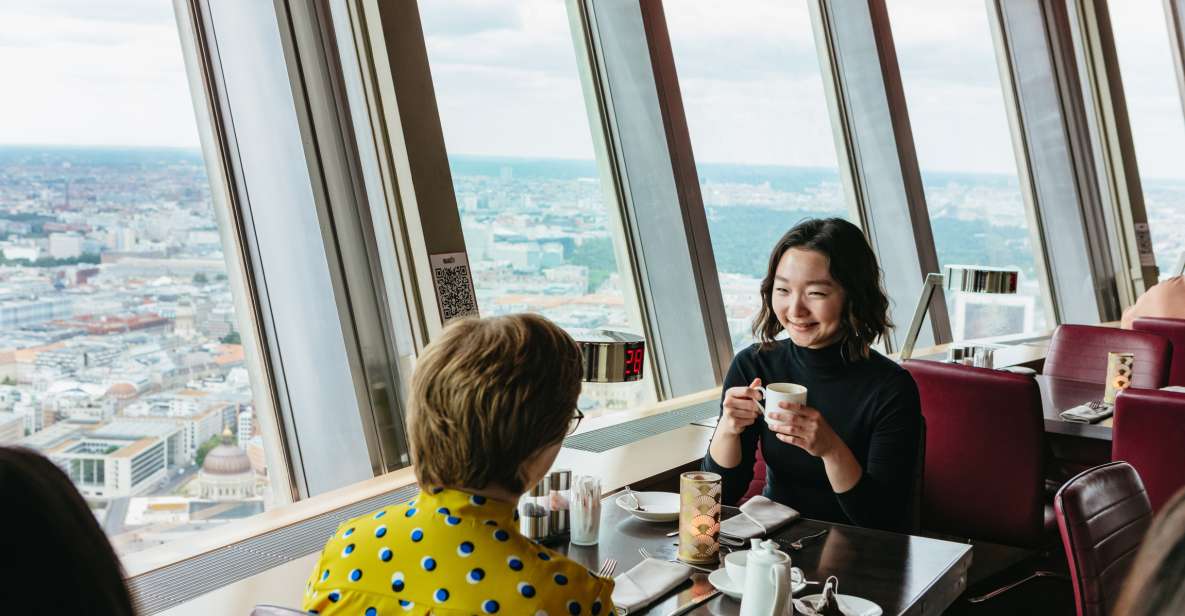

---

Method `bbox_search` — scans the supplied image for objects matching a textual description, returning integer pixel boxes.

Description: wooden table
[1037,375,1112,441]
[556,499,972,615]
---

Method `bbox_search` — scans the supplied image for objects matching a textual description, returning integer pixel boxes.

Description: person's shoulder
[530,546,614,614]
[859,347,907,378]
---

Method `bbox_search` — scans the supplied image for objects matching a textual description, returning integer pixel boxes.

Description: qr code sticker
[430,252,478,321]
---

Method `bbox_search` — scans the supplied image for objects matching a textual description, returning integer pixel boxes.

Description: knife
[665,589,722,616]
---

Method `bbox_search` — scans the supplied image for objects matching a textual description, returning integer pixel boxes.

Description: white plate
[707,567,807,599]
[797,593,882,616]
[615,491,679,522]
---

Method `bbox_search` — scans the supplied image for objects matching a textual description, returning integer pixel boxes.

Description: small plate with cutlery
[614,491,679,522]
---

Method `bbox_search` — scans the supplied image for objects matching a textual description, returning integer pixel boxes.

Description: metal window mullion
[568,0,729,397]
[993,0,1120,324]
[810,0,950,353]
[272,0,411,476]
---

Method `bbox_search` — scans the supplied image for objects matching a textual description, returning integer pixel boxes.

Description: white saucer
[797,593,882,616]
[707,567,807,599]
[615,491,679,522]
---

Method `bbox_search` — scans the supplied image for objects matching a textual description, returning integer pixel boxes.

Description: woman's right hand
[719,378,763,436]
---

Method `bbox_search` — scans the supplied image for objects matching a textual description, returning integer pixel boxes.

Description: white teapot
[739,538,794,616]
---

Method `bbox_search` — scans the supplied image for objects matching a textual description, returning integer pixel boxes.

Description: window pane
[419,1,650,411]
[665,0,850,352]
[1108,3,1185,279]
[888,0,1050,339]
[0,3,272,555]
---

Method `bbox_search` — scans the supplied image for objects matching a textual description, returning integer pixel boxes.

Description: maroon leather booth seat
[1112,388,1185,513]
[1055,462,1152,616]
[904,359,1046,547]
[1131,317,1185,386]
[741,441,766,504]
[1044,324,1170,388]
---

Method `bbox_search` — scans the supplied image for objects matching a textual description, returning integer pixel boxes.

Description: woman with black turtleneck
[704,218,921,532]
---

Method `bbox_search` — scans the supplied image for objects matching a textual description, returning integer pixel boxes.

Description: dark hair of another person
[0,446,137,616]
[752,217,893,360]
[1113,487,1185,616]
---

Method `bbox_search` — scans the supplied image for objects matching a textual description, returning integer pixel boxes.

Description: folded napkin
[720,495,800,539]
[1060,401,1113,424]
[611,558,691,614]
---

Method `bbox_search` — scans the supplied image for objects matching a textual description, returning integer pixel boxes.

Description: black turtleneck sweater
[703,339,921,531]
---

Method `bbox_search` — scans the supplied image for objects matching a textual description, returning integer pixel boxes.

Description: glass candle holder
[678,471,722,565]
[1104,351,1135,404]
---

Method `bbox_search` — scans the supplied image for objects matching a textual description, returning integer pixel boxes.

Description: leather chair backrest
[1112,388,1185,512]
[1132,317,1185,386]
[250,606,307,616]
[904,360,1045,547]
[1044,324,1171,389]
[1055,461,1152,616]
[741,440,766,504]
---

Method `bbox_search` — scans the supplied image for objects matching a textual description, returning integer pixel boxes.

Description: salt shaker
[548,469,571,538]
[519,478,549,541]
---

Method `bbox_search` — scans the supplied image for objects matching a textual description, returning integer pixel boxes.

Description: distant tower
[237,408,253,444]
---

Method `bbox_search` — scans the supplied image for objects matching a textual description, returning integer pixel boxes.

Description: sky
[1,0,1181,179]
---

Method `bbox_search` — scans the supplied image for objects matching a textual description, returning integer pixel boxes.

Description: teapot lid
[747,538,789,564]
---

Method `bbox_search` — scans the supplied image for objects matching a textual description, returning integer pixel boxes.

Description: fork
[597,558,618,578]
[779,528,829,550]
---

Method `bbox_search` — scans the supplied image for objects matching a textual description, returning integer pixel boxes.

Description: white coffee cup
[760,382,807,428]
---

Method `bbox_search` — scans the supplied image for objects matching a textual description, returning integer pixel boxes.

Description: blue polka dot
[349,569,363,582]
[484,519,498,526]
[375,525,387,538]
[467,568,485,583]
[437,506,450,515]
[365,609,376,616]
[375,510,387,519]
[568,600,582,615]
[422,556,436,571]
[379,548,392,562]
[554,573,568,585]
[592,600,603,615]
[342,543,355,557]
[538,551,551,561]
[411,528,424,542]
[391,572,405,592]
[482,599,500,614]
[399,599,413,608]
[471,495,487,505]
[446,515,462,526]
[458,541,475,556]
[493,529,510,542]
[320,569,330,582]
[507,556,523,571]
[405,508,417,518]
[328,591,341,603]
[343,527,354,538]
[518,582,536,598]
[434,588,449,602]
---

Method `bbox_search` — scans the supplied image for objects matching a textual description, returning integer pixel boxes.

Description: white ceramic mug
[759,382,807,428]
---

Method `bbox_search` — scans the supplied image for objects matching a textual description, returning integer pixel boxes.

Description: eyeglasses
[566,408,585,436]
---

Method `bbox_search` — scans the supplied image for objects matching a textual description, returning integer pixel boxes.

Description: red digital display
[623,344,645,378]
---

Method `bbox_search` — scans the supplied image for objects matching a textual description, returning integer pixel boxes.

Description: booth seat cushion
[1044,324,1171,388]
[1112,387,1185,512]
[1131,317,1185,386]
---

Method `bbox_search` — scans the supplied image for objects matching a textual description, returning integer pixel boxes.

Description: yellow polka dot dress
[303,487,615,615]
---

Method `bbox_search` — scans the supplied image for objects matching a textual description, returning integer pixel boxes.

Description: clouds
[0,2,199,148]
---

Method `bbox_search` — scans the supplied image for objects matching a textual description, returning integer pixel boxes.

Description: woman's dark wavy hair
[0,446,137,616]
[1113,486,1185,616]
[752,217,893,360]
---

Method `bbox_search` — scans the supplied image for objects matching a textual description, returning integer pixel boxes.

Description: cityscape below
[0,145,1180,555]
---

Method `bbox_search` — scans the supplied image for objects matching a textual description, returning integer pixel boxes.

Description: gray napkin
[720,495,800,539]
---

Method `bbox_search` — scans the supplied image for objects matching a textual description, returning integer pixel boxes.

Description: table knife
[666,589,721,616]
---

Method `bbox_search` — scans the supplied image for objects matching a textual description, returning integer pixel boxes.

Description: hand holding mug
[766,402,841,458]
[720,378,766,436]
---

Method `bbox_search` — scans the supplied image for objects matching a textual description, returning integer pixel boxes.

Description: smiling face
[771,248,847,349]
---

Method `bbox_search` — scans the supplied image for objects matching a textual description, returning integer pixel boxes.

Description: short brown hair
[752,218,893,360]
[409,313,583,493]
[1113,487,1185,616]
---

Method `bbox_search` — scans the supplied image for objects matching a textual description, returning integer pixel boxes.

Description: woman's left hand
[766,403,842,459]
